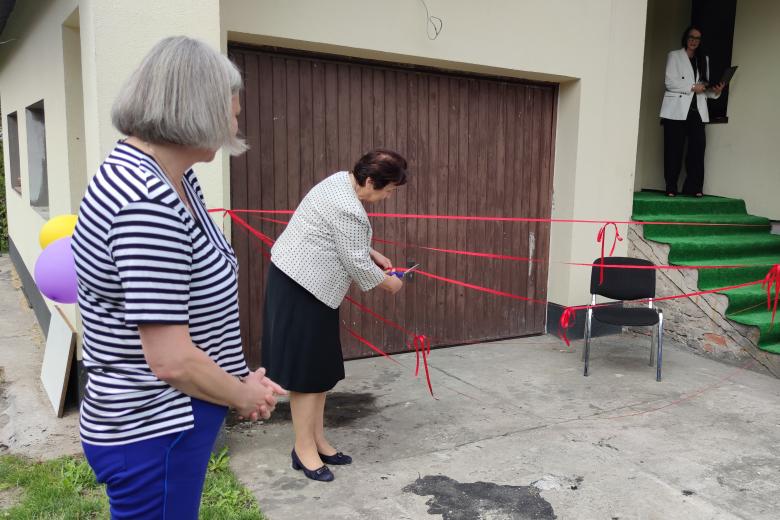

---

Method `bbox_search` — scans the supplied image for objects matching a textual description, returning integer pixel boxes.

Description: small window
[6,112,21,194]
[26,100,49,215]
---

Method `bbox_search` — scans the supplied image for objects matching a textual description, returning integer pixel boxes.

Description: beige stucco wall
[634,0,690,193]
[78,0,225,213]
[635,0,779,220]
[221,0,649,306]
[0,0,81,327]
[0,0,226,338]
[705,0,780,220]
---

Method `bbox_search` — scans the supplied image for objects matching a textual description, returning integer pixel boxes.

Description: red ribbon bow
[410,335,433,396]
[596,222,623,284]
[762,264,780,328]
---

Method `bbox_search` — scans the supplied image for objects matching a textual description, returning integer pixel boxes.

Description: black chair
[583,257,664,381]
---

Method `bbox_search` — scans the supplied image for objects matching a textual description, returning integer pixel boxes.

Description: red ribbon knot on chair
[558,307,578,347]
[762,264,780,328]
[596,222,623,284]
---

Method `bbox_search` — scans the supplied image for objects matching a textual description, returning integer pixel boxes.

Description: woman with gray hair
[71,36,285,518]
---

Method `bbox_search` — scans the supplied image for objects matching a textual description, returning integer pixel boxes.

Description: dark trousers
[663,110,706,195]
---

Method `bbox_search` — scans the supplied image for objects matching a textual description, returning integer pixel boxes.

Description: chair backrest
[590,257,656,301]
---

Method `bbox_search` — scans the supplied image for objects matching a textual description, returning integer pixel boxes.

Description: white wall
[221,0,649,306]
[634,0,690,192]
[705,0,780,220]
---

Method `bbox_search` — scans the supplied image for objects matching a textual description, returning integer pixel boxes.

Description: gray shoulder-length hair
[112,36,246,155]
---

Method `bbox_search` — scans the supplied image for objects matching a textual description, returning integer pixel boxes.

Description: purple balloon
[34,236,78,304]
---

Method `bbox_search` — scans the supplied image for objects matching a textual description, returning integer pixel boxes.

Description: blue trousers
[82,398,227,520]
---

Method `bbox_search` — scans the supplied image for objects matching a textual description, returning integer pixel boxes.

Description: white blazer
[271,171,386,309]
[659,48,721,122]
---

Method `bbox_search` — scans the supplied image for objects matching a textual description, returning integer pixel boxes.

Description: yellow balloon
[39,214,78,249]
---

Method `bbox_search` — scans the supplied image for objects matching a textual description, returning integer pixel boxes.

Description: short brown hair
[352,149,408,189]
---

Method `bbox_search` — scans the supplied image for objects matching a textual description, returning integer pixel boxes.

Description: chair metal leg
[582,295,595,362]
[649,325,656,367]
[648,299,656,367]
[583,307,593,376]
[656,311,664,382]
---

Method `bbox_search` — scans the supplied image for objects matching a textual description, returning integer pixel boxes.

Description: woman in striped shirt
[71,36,285,519]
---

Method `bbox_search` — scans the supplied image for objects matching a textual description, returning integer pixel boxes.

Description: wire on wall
[418,0,443,40]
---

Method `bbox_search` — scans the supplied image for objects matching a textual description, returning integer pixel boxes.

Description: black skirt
[261,262,345,393]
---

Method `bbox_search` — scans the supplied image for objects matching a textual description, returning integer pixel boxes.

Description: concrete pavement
[227,334,780,519]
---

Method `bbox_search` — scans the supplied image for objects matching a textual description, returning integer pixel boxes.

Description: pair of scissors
[386,264,420,278]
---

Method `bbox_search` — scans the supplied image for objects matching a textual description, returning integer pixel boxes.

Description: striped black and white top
[72,141,249,446]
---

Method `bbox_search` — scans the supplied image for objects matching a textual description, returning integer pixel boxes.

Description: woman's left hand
[711,82,725,94]
[370,248,393,270]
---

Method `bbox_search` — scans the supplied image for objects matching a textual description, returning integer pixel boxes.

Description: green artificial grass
[632,191,780,354]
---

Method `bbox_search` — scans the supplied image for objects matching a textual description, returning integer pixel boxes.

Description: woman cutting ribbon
[262,149,409,482]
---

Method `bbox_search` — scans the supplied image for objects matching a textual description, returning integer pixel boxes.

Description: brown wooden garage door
[229,46,556,368]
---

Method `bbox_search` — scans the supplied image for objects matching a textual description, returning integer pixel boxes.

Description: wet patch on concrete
[269,475,309,491]
[403,475,557,520]
[226,391,379,427]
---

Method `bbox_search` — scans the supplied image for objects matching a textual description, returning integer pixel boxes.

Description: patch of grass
[0,454,107,519]
[0,448,264,519]
[201,448,265,520]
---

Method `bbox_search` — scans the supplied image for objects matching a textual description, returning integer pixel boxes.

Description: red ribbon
[219,209,780,365]
[346,296,435,396]
[372,238,540,263]
[225,210,276,249]
[596,222,623,284]
[559,307,577,347]
[228,210,272,259]
[211,208,767,229]
[558,277,772,346]
[411,335,433,396]
[346,329,400,364]
[215,209,756,272]
[415,270,547,305]
[762,264,780,328]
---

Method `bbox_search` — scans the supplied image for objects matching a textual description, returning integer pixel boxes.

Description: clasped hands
[237,367,287,421]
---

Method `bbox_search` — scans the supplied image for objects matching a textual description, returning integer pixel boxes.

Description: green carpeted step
[662,235,780,264]
[726,308,780,346]
[720,285,774,314]
[632,192,748,216]
[633,214,770,239]
[696,263,776,290]
[633,190,779,356]
[758,343,780,354]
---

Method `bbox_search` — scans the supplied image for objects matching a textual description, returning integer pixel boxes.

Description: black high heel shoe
[318,451,352,465]
[291,449,334,482]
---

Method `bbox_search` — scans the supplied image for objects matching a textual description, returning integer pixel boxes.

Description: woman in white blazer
[660,25,724,197]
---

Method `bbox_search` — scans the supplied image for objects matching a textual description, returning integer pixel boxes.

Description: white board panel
[40,306,76,417]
